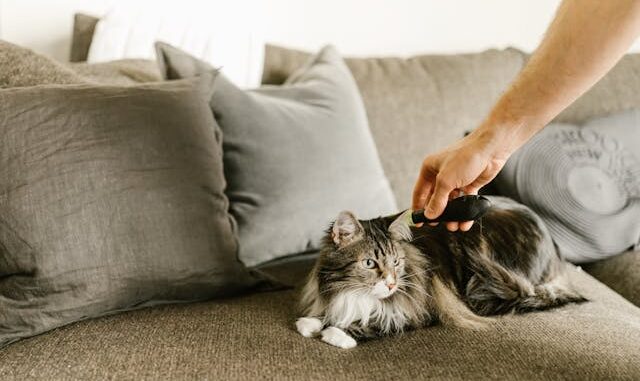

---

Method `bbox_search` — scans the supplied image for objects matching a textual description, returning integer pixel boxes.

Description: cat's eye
[393,258,400,266]
[362,259,376,269]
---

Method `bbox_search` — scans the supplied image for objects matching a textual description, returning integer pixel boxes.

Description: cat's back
[410,196,558,284]
[468,196,558,281]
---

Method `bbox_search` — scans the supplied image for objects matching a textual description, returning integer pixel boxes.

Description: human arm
[412,0,640,231]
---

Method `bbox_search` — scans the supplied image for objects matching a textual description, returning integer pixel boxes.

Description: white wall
[0,0,116,60]
[2,0,640,62]
[262,0,562,55]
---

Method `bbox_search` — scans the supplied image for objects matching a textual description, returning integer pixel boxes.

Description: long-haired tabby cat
[296,197,586,349]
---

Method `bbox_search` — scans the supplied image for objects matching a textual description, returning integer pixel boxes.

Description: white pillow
[88,0,264,88]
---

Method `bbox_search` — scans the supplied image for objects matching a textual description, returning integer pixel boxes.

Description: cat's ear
[332,211,364,247]
[389,210,413,241]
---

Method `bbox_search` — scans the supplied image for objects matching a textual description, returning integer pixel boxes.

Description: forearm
[475,0,640,157]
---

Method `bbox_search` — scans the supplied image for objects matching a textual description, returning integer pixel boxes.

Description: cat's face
[353,241,405,299]
[321,211,413,300]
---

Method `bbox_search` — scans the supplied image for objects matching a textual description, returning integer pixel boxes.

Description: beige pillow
[0,40,84,87]
[263,45,528,207]
[0,39,160,88]
[68,59,161,85]
[69,13,100,62]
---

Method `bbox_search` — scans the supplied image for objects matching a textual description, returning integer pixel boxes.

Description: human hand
[411,128,512,232]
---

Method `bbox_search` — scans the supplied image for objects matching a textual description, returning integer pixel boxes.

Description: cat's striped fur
[297,197,586,349]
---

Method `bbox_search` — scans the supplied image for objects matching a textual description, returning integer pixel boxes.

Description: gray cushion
[262,44,528,208]
[0,74,262,348]
[0,257,639,380]
[495,110,640,263]
[156,42,397,266]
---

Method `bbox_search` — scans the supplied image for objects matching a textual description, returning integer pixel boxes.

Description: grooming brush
[410,195,492,225]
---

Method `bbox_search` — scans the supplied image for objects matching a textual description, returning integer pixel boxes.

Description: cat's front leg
[320,326,357,349]
[295,317,323,337]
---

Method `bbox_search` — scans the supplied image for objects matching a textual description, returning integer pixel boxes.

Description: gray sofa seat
[1,256,639,380]
[585,250,640,307]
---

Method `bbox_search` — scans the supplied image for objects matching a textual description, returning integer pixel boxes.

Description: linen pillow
[156,42,397,266]
[261,44,528,207]
[0,74,262,348]
[494,110,640,263]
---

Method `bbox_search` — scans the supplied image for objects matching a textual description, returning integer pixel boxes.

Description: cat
[296,196,586,349]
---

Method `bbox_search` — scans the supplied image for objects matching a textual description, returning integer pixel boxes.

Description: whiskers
[398,279,432,300]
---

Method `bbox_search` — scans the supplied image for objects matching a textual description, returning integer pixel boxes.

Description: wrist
[472,103,543,159]
[470,120,522,161]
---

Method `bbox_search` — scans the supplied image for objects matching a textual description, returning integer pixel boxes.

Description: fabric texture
[0,40,85,87]
[262,44,528,208]
[68,59,161,85]
[585,250,640,307]
[495,110,640,263]
[0,256,639,380]
[156,42,397,266]
[70,13,100,62]
[0,75,263,348]
[1,39,160,88]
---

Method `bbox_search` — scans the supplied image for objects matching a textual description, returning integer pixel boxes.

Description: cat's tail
[516,277,587,313]
[465,257,587,316]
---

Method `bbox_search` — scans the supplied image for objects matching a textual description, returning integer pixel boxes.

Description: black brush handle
[412,195,492,224]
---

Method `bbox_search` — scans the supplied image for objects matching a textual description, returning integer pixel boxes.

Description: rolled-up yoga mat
[495,110,640,263]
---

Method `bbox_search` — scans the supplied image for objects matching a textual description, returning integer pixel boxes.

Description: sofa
[0,15,639,381]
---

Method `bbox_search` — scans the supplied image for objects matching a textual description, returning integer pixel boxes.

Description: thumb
[425,176,454,219]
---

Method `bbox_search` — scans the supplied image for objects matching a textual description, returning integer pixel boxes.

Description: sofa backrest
[263,45,640,207]
[555,54,640,124]
[263,45,527,207]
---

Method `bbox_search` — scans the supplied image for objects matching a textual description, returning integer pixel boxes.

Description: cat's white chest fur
[325,290,408,333]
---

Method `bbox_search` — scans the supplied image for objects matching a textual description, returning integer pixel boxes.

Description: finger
[412,173,434,211]
[462,185,480,196]
[459,220,474,231]
[445,221,459,231]
[412,181,433,212]
[425,176,455,219]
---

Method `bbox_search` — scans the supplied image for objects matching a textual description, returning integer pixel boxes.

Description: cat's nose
[387,282,396,290]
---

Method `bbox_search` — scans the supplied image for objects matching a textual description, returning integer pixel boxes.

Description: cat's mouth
[371,280,398,299]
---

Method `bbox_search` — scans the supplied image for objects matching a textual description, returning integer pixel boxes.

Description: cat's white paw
[296,317,323,338]
[320,327,357,349]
